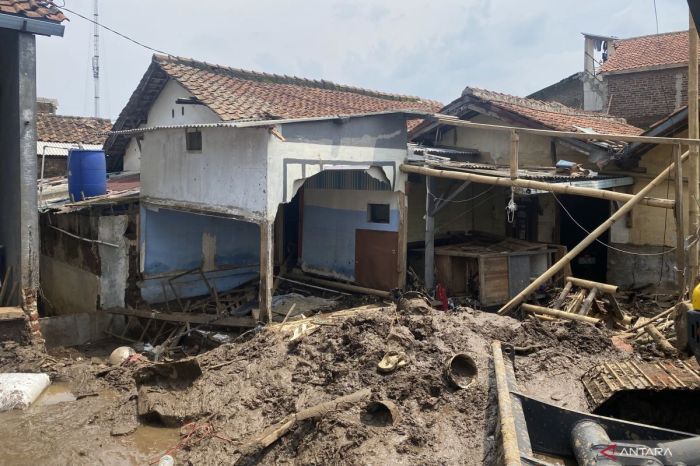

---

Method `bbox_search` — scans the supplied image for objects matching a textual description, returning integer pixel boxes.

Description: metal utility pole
[92,0,100,118]
[689,10,699,289]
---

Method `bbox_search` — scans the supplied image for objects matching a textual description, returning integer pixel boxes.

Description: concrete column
[258,221,274,323]
[0,31,39,304]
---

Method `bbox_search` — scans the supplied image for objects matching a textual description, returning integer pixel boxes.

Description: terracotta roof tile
[37,113,112,145]
[154,55,442,122]
[464,87,642,135]
[599,30,694,74]
[0,0,65,21]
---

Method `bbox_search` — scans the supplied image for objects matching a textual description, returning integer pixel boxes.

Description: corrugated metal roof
[37,142,103,157]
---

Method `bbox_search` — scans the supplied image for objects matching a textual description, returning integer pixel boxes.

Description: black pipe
[571,420,621,466]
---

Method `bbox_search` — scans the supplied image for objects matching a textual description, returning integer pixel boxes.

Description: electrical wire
[551,192,676,256]
[49,1,170,55]
[426,183,495,204]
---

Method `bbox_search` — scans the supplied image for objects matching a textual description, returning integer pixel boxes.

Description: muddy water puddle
[0,383,180,465]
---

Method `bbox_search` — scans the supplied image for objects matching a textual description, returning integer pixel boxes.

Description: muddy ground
[0,301,632,465]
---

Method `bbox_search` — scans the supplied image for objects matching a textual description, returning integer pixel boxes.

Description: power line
[49,1,170,56]
[653,0,659,34]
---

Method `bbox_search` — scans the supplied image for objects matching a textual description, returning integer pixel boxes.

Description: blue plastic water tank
[68,149,107,201]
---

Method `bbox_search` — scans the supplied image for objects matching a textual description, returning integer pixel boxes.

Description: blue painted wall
[140,206,260,303]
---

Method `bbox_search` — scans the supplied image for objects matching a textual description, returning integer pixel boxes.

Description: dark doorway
[558,195,609,282]
[282,188,302,268]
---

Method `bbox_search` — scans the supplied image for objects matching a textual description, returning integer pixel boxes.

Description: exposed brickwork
[22,288,44,346]
[37,156,66,178]
[606,67,690,128]
[527,73,584,109]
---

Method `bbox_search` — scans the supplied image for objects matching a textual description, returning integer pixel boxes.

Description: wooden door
[355,229,400,291]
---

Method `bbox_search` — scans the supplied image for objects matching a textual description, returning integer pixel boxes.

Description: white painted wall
[122,80,222,172]
[140,126,269,218]
[267,114,409,222]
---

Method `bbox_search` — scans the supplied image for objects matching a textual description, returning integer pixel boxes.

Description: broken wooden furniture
[521,276,629,327]
[433,235,566,307]
[492,341,700,466]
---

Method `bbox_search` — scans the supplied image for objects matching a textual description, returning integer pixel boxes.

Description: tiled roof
[463,87,642,135]
[599,30,694,74]
[106,54,441,157]
[37,113,112,145]
[0,0,65,22]
[154,55,442,121]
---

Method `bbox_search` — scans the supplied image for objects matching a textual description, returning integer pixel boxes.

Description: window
[367,203,390,224]
[186,129,202,151]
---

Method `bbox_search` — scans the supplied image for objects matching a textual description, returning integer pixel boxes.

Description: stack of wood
[614,305,679,356]
[521,276,631,328]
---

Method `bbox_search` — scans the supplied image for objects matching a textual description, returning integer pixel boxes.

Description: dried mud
[0,302,631,465]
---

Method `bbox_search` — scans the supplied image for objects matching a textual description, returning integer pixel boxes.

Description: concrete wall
[267,113,409,222]
[437,114,591,167]
[122,80,221,172]
[0,30,38,300]
[139,206,260,303]
[528,75,584,109]
[40,210,136,314]
[301,183,399,280]
[40,312,124,348]
[140,127,269,219]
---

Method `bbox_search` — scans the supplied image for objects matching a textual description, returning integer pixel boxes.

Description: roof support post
[510,130,519,180]
[425,176,437,291]
[689,10,699,289]
[258,221,274,323]
[498,150,689,315]
[674,144,687,296]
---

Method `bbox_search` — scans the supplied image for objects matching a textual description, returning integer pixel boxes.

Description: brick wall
[606,67,690,128]
[37,156,66,178]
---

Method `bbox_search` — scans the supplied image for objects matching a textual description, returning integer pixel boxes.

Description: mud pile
[129,300,624,465]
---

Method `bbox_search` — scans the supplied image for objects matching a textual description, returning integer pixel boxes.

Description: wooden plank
[522,304,600,324]
[578,287,598,316]
[674,144,686,295]
[397,192,408,289]
[552,281,573,310]
[106,308,258,328]
[355,229,400,291]
[479,256,509,306]
[259,221,274,323]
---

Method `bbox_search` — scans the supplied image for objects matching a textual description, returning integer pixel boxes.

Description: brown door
[355,229,399,291]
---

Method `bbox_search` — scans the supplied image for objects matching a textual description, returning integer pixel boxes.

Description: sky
[36,0,690,121]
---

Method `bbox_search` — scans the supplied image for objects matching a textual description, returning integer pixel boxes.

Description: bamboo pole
[510,130,519,180]
[521,304,600,324]
[433,115,700,146]
[491,341,522,466]
[400,164,675,209]
[689,11,699,287]
[674,144,686,295]
[499,151,690,316]
[566,276,618,295]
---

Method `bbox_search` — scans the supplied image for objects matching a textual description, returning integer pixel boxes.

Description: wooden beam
[499,151,690,315]
[674,144,687,296]
[521,304,600,324]
[286,272,392,298]
[107,308,258,328]
[259,221,274,323]
[425,176,437,290]
[689,10,699,288]
[397,191,408,289]
[566,276,618,295]
[433,115,700,146]
[401,164,675,209]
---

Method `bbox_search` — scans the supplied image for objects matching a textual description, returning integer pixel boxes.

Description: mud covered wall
[139,206,260,303]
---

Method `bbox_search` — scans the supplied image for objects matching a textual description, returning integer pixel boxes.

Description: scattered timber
[521,304,600,324]
[285,273,392,299]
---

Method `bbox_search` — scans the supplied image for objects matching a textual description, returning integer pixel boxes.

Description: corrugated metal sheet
[37,142,104,157]
[304,169,391,191]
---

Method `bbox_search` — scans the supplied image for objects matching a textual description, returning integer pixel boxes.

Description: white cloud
[36,0,689,120]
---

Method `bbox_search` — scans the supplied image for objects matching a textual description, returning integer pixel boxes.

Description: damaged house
[531,31,700,128]
[407,87,648,302]
[100,55,440,322]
